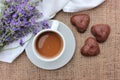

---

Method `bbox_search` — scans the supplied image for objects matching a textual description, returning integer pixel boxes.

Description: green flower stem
[2,35,33,51]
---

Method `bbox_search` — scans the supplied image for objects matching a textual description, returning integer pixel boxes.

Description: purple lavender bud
[23,0,29,3]
[40,12,43,17]
[19,39,24,46]
[33,29,39,35]
[42,20,50,29]
[11,20,16,26]
[12,27,17,31]
[26,6,34,11]
[17,7,22,12]
[12,13,17,18]
[5,37,10,42]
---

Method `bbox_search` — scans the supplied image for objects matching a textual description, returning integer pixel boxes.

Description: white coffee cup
[32,20,66,62]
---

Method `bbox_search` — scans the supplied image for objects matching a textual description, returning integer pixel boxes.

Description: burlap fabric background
[0,0,119,80]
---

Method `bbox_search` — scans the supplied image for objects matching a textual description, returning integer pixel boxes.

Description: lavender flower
[0,0,50,48]
[19,39,24,46]
[42,20,50,29]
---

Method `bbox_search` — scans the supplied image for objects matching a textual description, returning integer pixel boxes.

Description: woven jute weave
[0,0,120,80]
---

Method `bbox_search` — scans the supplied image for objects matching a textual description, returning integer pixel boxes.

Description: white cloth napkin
[37,0,105,20]
[0,0,105,63]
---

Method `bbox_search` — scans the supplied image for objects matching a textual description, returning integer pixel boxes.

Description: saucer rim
[25,20,76,70]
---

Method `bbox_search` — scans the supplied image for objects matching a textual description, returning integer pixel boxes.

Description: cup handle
[51,20,59,31]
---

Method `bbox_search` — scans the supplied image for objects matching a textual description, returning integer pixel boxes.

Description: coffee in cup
[35,31,63,58]
[32,20,65,62]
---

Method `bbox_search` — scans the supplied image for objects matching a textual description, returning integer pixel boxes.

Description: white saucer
[25,20,76,70]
